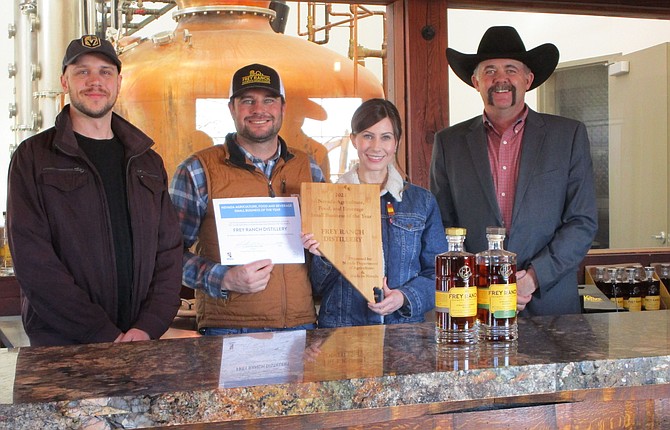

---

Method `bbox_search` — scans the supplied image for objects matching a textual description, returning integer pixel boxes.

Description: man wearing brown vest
[170,64,324,335]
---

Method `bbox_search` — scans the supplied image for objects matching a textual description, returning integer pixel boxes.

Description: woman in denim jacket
[301,99,448,327]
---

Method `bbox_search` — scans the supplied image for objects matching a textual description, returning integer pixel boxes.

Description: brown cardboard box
[584,263,668,311]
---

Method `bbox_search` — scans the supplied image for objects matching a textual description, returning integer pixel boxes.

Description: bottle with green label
[476,226,517,343]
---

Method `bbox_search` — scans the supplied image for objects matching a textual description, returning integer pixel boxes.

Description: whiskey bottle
[624,267,642,312]
[593,266,611,297]
[643,266,661,311]
[1,211,11,275]
[476,226,517,343]
[435,227,478,345]
[607,267,624,310]
[658,263,670,290]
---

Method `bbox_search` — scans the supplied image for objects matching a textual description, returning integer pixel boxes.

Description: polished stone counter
[1,310,670,428]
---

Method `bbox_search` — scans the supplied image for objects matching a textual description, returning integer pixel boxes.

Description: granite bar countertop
[1,310,670,428]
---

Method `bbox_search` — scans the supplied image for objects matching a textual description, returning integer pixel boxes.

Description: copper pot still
[115,0,384,179]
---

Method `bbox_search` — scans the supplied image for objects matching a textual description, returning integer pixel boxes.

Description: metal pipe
[295,3,388,92]
[312,3,329,45]
[298,2,329,44]
[352,4,358,96]
[110,0,119,30]
[84,0,98,35]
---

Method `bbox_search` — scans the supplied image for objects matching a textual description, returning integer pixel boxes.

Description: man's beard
[237,117,282,143]
[70,95,116,119]
[487,83,517,106]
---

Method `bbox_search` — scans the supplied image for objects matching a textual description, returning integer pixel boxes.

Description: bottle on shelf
[624,267,642,312]
[475,226,517,343]
[643,266,661,311]
[607,267,623,310]
[1,211,12,275]
[435,227,478,345]
[593,266,611,297]
[658,263,670,289]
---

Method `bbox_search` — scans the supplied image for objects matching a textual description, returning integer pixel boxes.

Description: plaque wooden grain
[301,183,382,302]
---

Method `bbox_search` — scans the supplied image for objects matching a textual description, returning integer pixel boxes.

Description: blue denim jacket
[310,182,448,328]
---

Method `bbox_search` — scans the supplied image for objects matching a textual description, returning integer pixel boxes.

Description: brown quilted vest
[193,135,316,329]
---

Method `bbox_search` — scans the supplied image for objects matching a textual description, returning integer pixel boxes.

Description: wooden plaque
[301,183,382,302]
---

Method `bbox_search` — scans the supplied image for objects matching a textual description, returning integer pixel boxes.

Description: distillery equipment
[114,0,385,179]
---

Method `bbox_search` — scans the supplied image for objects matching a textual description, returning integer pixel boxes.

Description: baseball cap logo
[241,70,271,87]
[82,35,101,48]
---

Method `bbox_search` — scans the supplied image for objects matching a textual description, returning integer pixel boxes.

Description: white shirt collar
[337,162,405,202]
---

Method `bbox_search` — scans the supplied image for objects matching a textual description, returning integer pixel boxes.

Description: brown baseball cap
[62,35,121,73]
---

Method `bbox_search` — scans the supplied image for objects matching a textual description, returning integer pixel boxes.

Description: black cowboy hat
[446,26,559,91]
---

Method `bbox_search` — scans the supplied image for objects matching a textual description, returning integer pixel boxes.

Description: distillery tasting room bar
[1,310,670,429]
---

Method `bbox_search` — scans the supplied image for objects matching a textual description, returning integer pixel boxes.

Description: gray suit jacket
[430,108,598,316]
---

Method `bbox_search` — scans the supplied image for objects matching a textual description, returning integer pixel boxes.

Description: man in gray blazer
[430,26,598,316]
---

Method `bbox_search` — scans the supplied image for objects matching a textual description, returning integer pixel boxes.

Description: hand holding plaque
[300,183,383,302]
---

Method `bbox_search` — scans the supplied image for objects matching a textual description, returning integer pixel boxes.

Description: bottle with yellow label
[476,226,517,343]
[435,227,478,345]
[623,267,642,311]
[607,267,624,309]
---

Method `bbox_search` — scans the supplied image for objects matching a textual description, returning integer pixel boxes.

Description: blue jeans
[199,323,316,336]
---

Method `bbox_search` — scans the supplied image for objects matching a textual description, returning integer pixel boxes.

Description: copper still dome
[114,0,385,179]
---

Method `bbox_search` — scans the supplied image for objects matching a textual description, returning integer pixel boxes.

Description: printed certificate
[213,197,305,265]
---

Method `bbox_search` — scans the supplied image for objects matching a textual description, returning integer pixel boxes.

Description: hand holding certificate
[213,197,305,265]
